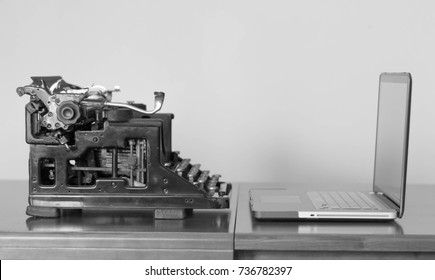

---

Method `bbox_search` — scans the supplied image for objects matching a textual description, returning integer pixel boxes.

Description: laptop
[250,72,412,220]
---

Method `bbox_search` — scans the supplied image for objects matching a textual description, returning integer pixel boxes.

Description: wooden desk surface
[235,183,435,259]
[0,180,238,259]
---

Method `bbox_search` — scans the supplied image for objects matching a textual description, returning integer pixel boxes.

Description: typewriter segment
[17,76,231,219]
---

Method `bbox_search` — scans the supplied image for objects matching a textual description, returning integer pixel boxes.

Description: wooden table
[235,183,435,259]
[0,180,237,259]
[3,180,435,259]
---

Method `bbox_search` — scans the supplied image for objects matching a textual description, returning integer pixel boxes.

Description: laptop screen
[373,73,412,213]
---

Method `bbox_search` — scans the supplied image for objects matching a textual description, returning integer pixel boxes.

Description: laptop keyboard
[307,191,384,210]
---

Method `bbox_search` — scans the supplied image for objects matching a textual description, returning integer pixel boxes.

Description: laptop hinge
[372,192,400,212]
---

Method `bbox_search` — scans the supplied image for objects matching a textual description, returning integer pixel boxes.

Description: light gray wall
[1,0,434,185]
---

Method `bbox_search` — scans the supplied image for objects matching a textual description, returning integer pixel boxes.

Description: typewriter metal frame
[18,77,230,219]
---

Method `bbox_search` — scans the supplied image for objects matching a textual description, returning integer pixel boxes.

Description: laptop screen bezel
[372,72,412,218]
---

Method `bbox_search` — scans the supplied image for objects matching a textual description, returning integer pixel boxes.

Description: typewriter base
[26,194,227,219]
[26,205,194,220]
[26,206,61,218]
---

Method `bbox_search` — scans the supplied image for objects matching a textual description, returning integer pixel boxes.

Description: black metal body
[18,77,230,218]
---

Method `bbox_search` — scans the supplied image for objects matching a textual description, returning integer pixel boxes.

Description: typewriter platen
[17,76,231,219]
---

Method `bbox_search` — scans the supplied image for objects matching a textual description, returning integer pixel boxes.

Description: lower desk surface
[3,181,435,259]
[0,180,237,260]
[235,183,435,259]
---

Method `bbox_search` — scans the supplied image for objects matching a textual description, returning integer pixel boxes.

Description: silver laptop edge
[372,72,412,218]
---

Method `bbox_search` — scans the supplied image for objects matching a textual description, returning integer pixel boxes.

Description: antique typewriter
[17,76,231,219]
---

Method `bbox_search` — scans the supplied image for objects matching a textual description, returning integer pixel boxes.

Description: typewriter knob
[56,101,81,125]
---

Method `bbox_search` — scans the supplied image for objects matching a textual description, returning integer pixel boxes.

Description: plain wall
[1,0,434,185]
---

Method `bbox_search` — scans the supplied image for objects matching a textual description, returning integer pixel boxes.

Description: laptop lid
[373,73,412,218]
